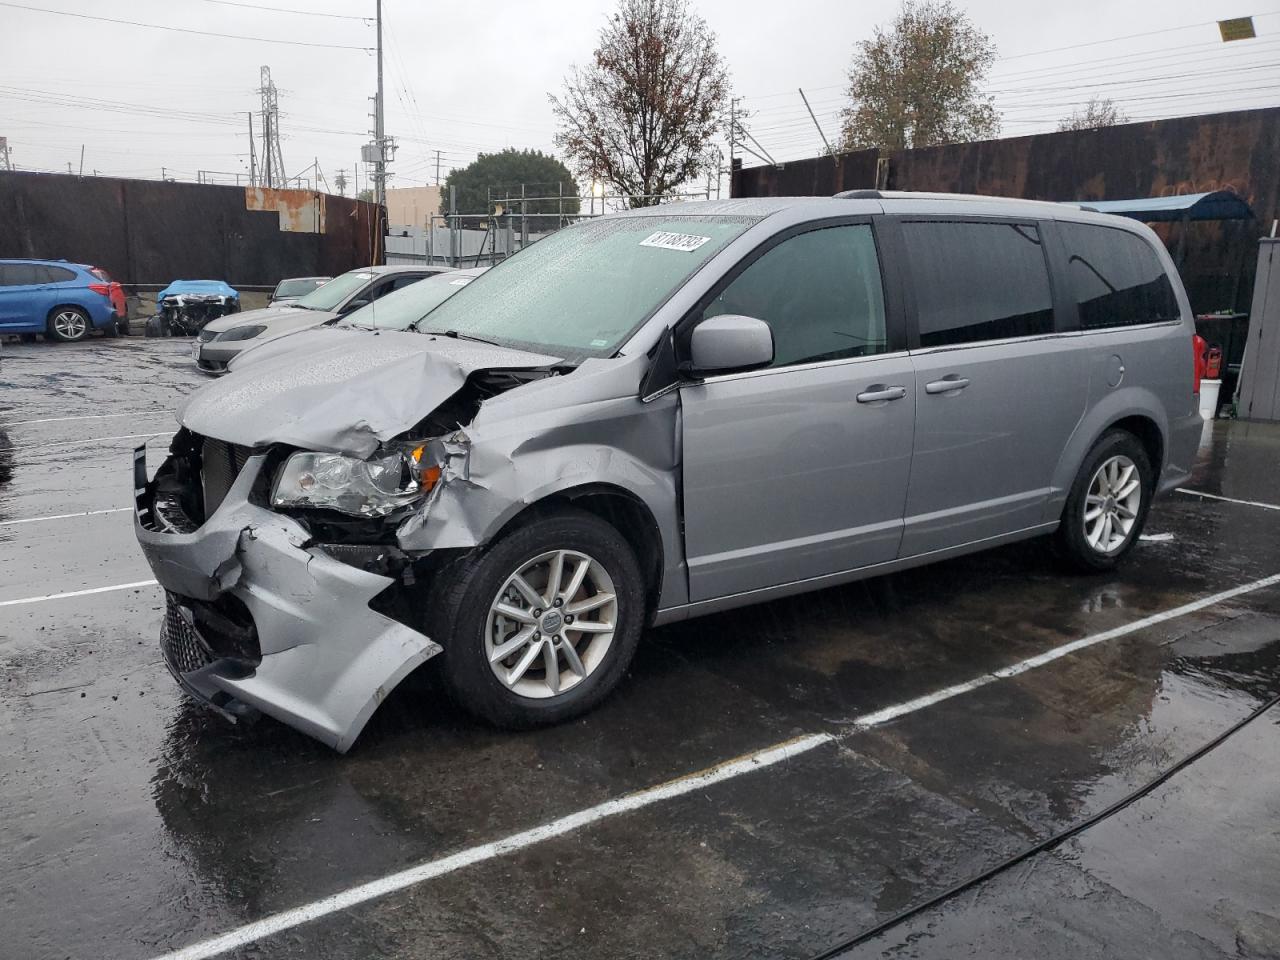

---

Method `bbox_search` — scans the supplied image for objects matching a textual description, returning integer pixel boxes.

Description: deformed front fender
[396,389,688,609]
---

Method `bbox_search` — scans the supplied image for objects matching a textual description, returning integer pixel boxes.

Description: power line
[999,12,1280,62]
[195,0,371,20]
[0,1,373,50]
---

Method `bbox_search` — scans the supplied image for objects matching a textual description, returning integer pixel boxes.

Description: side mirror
[687,314,774,375]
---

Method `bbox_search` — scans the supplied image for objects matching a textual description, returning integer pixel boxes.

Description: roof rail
[834,189,882,199]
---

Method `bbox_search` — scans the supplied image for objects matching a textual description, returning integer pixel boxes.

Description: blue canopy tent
[1072,190,1255,223]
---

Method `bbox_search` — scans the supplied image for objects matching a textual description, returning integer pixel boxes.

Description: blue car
[0,258,127,342]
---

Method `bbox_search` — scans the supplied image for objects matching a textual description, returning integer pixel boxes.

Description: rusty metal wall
[732,107,1280,313]
[0,171,382,286]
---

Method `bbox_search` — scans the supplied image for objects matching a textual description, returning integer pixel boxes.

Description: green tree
[840,0,999,151]
[1058,97,1129,132]
[550,0,729,207]
[440,148,580,231]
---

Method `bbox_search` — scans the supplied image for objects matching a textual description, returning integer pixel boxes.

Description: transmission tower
[258,65,286,189]
[0,136,12,171]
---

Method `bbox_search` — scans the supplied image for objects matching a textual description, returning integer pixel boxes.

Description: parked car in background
[146,280,240,337]
[136,194,1202,752]
[192,264,448,374]
[0,258,126,341]
[269,276,331,305]
[230,267,489,372]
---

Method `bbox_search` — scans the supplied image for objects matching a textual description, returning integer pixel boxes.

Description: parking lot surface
[2,337,1279,960]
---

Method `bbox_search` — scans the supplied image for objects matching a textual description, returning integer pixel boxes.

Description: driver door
[679,220,915,602]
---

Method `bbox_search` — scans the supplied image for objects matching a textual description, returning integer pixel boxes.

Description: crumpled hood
[178,327,562,457]
[201,303,321,335]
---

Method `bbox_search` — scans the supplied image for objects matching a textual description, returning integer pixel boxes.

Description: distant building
[385,186,442,228]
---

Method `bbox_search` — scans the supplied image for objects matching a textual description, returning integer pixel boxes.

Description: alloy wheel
[53,310,87,340]
[484,549,618,699]
[1084,454,1142,553]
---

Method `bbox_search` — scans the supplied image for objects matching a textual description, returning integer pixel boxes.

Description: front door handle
[856,384,907,404]
[925,375,971,395]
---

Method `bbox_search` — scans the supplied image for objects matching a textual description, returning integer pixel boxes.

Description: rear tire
[48,306,91,342]
[425,507,645,729]
[1053,429,1153,573]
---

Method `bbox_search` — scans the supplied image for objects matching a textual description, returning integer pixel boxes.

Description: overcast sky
[1,0,1278,193]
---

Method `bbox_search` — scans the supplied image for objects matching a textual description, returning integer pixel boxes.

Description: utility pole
[335,168,348,196]
[67,161,73,174]
[247,111,257,187]
[434,149,441,186]
[78,144,84,178]
[728,98,737,172]
[363,0,394,208]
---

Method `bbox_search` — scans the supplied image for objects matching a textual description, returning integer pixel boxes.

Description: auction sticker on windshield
[640,231,712,252]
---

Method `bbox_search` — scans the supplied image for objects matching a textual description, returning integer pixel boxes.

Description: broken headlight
[271,447,440,517]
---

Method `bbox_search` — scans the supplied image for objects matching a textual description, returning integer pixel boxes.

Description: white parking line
[1176,487,1280,512]
[4,410,171,427]
[9,432,166,450]
[0,579,158,608]
[145,570,1280,960]
[0,507,132,528]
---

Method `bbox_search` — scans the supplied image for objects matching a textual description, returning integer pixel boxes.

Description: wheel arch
[1047,388,1170,523]
[489,483,666,623]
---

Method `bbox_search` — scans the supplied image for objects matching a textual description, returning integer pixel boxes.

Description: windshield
[275,278,328,299]
[418,215,755,358]
[341,272,479,330]
[293,270,373,311]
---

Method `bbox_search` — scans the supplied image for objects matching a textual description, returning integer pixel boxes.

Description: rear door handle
[856,384,907,404]
[925,376,971,395]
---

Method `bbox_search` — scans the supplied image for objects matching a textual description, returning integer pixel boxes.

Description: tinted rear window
[902,221,1055,347]
[45,266,78,283]
[1059,222,1179,329]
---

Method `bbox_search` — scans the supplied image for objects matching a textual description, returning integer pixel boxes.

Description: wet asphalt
[1,336,1279,960]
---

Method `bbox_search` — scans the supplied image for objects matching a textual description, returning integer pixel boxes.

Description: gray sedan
[193,264,447,374]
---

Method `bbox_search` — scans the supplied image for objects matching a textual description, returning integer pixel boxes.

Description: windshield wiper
[406,323,498,346]
[442,329,499,346]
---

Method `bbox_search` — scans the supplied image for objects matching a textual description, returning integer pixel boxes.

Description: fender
[1043,383,1170,524]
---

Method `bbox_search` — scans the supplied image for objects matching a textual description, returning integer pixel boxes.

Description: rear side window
[902,221,1055,347]
[44,265,78,283]
[1059,222,1179,329]
[701,224,888,367]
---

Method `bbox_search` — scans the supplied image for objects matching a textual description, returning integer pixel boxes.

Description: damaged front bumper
[134,444,441,752]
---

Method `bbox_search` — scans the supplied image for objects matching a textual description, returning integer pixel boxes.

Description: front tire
[1054,430,1153,572]
[426,507,645,728]
[48,306,91,342]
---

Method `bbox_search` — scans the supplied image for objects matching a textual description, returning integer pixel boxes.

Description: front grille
[161,593,214,676]
[200,437,252,517]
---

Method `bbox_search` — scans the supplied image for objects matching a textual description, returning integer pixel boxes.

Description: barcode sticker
[639,231,712,252]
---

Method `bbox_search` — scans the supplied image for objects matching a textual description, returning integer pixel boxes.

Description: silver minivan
[134,192,1202,751]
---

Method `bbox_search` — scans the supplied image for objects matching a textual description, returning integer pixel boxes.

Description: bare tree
[550,0,729,207]
[1057,97,1130,132]
[840,0,999,151]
